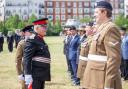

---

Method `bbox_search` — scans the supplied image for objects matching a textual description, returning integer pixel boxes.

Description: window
[73,8,77,14]
[47,2,53,7]
[67,8,71,13]
[90,2,95,8]
[61,15,65,20]
[47,8,53,14]
[114,9,119,14]
[29,9,32,13]
[47,15,53,20]
[61,2,65,7]
[56,2,60,7]
[39,10,44,15]
[55,8,60,14]
[79,2,82,7]
[73,2,77,7]
[84,8,90,14]
[24,10,27,15]
[78,8,83,14]
[61,22,65,26]
[35,3,37,6]
[55,15,60,20]
[61,8,65,14]
[84,2,89,7]
[67,2,71,6]
[73,15,77,19]
[91,8,94,14]
[119,3,124,9]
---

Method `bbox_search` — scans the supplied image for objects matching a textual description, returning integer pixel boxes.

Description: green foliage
[17,21,26,29]
[114,14,128,28]
[0,14,62,36]
[47,21,53,36]
[80,17,92,23]
[47,20,62,36]
[52,20,62,35]
[28,14,37,24]
[0,22,8,35]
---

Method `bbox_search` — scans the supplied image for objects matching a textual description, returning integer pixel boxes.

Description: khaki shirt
[15,40,25,75]
[83,20,122,89]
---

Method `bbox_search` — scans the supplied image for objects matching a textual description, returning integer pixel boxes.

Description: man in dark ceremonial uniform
[0,32,4,52]
[23,18,51,89]
[7,31,14,52]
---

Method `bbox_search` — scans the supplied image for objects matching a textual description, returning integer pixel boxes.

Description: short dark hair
[70,26,76,30]
[100,8,112,18]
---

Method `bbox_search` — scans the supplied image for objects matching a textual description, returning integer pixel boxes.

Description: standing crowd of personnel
[63,1,128,89]
[0,0,128,89]
[0,29,21,53]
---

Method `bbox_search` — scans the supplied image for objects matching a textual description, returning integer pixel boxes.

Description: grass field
[0,36,128,89]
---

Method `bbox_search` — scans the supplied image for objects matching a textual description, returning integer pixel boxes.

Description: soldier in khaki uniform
[77,22,96,81]
[81,1,122,89]
[15,25,34,89]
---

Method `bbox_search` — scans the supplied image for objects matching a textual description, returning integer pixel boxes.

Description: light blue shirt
[121,34,128,60]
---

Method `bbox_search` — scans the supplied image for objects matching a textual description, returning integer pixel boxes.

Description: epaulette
[29,34,36,39]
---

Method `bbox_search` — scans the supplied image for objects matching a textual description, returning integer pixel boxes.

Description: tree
[114,14,128,28]
[80,17,92,23]
[5,14,20,31]
[28,14,37,24]
[17,21,26,29]
[53,20,62,36]
[0,22,8,35]
[47,21,53,36]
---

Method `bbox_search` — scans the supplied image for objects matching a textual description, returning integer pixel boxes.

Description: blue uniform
[69,34,80,85]
[121,34,128,60]
[121,34,128,80]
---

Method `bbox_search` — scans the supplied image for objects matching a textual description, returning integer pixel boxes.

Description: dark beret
[21,25,34,32]
[95,1,113,11]
[120,27,127,31]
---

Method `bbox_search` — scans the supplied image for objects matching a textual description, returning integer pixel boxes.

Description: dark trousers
[123,60,128,80]
[120,59,124,77]
[32,79,45,89]
[70,60,80,84]
[65,54,73,76]
[0,44,3,52]
[8,43,13,52]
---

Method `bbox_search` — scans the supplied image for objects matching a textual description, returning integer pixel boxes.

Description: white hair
[34,25,41,33]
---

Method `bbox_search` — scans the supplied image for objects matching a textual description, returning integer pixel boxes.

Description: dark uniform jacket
[14,33,21,48]
[0,36,4,44]
[0,36,4,52]
[23,35,51,81]
[7,35,14,44]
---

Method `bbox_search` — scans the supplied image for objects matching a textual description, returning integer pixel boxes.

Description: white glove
[104,88,114,89]
[18,74,24,80]
[25,75,33,85]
